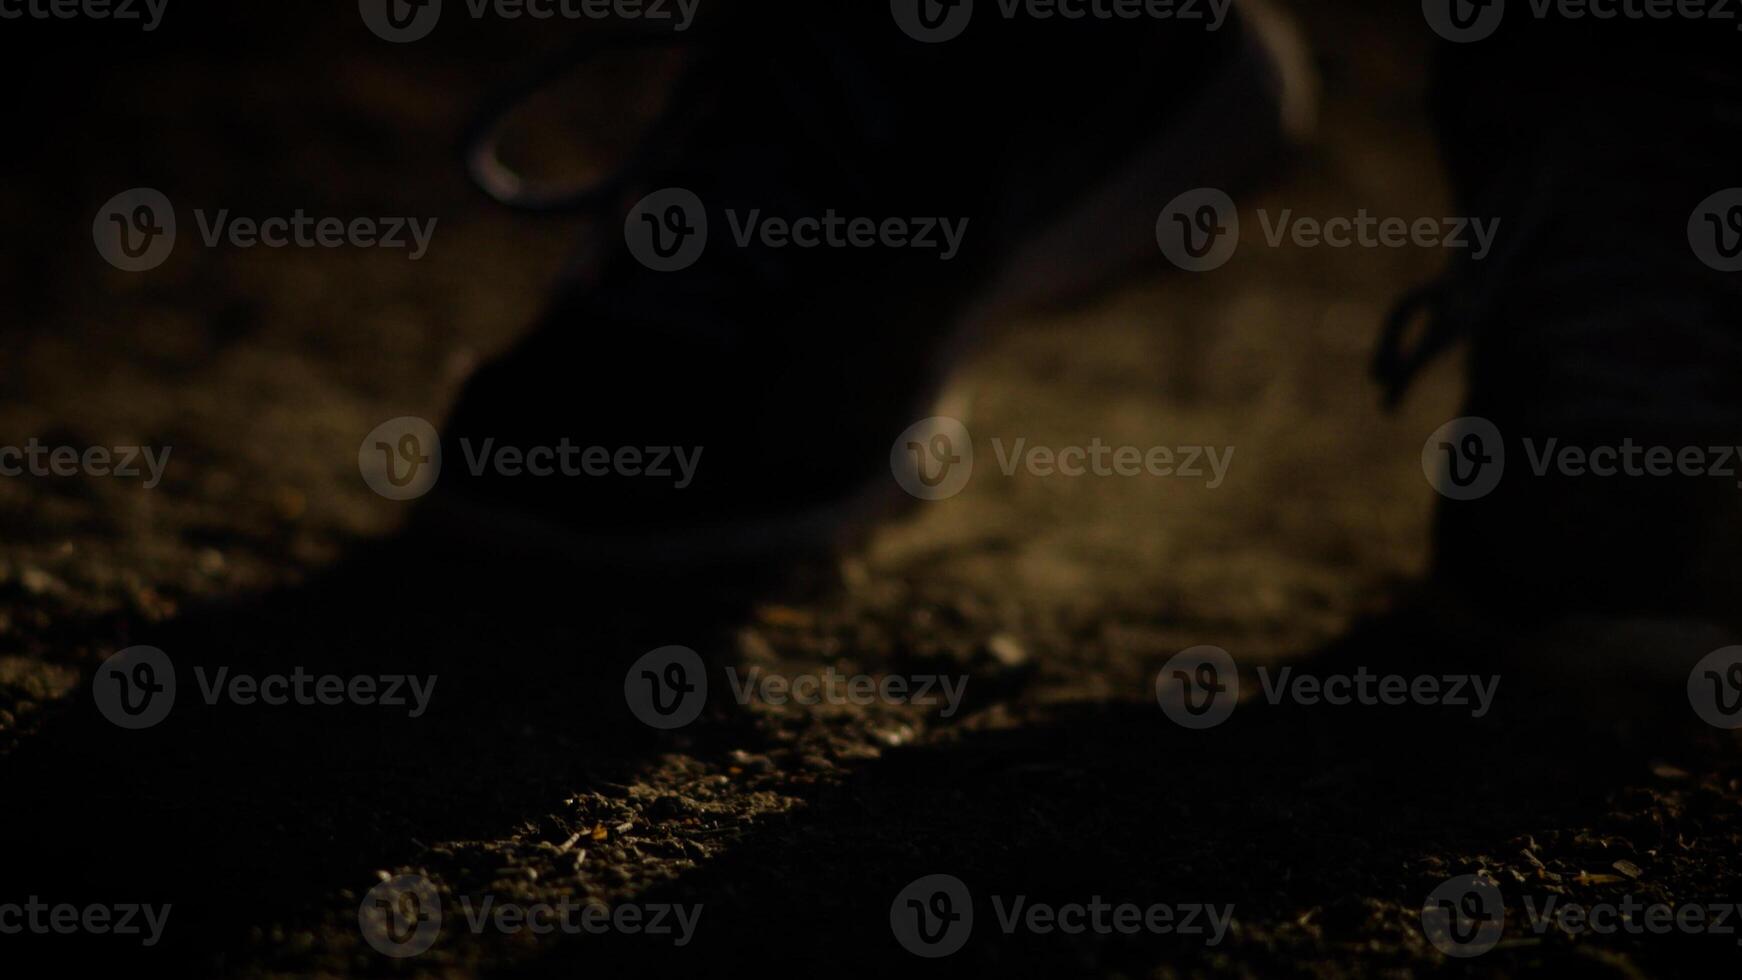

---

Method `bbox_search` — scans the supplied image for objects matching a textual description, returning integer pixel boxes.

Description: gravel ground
[2,2,1739,976]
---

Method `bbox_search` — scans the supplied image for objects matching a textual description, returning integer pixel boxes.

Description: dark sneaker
[1376,25,1742,624]
[419,1,1312,565]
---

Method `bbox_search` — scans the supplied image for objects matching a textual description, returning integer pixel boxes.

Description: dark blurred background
[3,3,1739,978]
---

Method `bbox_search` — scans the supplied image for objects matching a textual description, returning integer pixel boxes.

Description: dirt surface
[3,2,1740,977]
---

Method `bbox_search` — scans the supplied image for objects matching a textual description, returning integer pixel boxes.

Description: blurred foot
[1375,43,1742,723]
[1378,47,1742,624]
[420,3,1311,565]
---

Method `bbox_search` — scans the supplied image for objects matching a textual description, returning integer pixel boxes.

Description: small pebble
[986,633,1028,668]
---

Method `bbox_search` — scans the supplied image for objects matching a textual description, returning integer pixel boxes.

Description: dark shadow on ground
[6,559,1739,977]
[492,613,1742,979]
[0,533,784,973]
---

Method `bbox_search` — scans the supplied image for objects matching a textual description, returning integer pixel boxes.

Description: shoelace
[1371,190,1545,410]
[1373,221,1736,415]
[1378,62,1742,412]
[1372,153,1742,414]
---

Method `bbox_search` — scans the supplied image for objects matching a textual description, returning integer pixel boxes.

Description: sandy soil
[1,2,1738,976]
